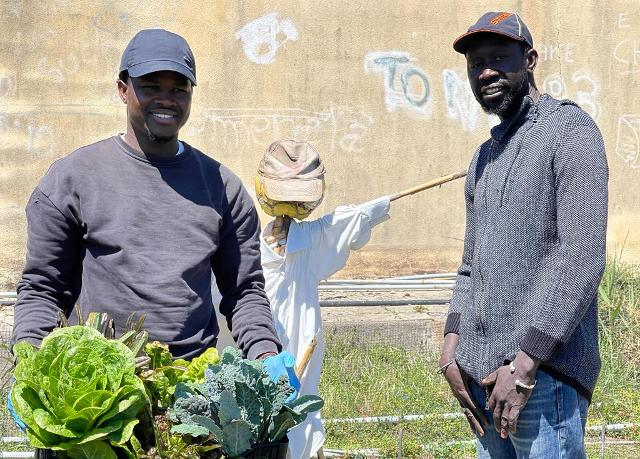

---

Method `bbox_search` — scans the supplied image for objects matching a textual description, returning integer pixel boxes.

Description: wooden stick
[389,170,467,201]
[295,334,318,379]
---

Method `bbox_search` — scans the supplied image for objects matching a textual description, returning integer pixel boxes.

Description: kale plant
[168,347,323,457]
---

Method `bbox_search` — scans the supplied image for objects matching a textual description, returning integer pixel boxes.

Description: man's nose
[155,90,178,106]
[478,66,499,82]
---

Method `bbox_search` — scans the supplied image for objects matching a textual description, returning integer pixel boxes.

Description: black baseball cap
[119,29,197,85]
[453,12,533,54]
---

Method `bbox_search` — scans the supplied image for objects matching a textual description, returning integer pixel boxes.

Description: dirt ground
[319,288,450,352]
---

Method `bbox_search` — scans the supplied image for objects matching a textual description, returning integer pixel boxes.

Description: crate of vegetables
[10,314,322,459]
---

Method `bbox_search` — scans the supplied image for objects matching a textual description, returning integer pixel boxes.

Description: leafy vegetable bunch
[140,342,220,410]
[11,326,148,459]
[168,347,323,458]
[132,342,222,458]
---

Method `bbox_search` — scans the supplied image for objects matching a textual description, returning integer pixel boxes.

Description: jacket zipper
[476,141,495,335]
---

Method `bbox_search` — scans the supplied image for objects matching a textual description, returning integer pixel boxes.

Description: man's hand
[439,333,487,436]
[263,351,301,401]
[482,351,540,439]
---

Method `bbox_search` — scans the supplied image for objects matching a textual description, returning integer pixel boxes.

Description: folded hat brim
[127,59,197,85]
[259,175,324,202]
[453,30,526,54]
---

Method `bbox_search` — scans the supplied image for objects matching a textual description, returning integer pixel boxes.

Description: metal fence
[3,276,637,457]
[0,276,455,457]
[1,300,23,455]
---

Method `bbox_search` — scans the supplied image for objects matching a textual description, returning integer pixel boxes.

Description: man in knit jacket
[439,12,608,458]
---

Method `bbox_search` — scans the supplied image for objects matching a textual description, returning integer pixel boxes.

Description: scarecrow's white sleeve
[306,196,391,280]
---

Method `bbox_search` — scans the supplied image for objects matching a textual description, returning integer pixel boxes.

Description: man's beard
[478,70,529,118]
[145,126,175,143]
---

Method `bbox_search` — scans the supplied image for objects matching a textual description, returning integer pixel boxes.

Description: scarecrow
[255,140,466,458]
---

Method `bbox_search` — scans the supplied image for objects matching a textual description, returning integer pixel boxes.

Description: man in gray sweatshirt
[11,29,281,362]
[439,12,608,458]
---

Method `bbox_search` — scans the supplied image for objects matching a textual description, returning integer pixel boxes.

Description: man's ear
[526,48,538,73]
[117,78,129,104]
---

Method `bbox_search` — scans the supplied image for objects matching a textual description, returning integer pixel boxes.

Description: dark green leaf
[190,414,224,440]
[222,419,254,457]
[170,422,211,437]
[219,390,242,425]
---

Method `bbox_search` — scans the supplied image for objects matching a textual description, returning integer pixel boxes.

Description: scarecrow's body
[260,197,390,459]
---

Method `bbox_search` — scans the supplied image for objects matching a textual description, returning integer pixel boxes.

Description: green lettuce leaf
[11,325,147,454]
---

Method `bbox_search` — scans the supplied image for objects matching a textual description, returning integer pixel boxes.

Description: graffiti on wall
[93,1,137,38]
[235,12,299,65]
[35,54,81,83]
[364,51,431,117]
[537,42,576,63]
[542,70,601,121]
[616,114,640,169]
[0,112,54,159]
[186,105,373,153]
[442,69,494,132]
[613,39,640,70]
[0,72,15,98]
[613,11,640,75]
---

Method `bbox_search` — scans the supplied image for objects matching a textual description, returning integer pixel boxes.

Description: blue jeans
[468,369,589,459]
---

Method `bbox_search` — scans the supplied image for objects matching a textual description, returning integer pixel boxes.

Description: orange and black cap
[453,12,533,54]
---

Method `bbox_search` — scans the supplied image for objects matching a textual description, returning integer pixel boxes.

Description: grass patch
[592,258,640,426]
[319,258,640,457]
[1,259,639,457]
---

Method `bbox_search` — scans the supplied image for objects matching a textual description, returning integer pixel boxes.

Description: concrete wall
[1,0,639,288]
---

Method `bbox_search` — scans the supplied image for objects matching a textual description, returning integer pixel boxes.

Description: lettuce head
[11,326,148,458]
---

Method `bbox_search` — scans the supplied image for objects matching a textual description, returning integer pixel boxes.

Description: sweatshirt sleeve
[12,187,83,349]
[520,120,608,361]
[304,196,391,280]
[445,169,476,336]
[211,180,281,360]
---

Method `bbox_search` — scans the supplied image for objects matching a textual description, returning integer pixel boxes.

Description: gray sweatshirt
[446,95,608,400]
[12,136,281,360]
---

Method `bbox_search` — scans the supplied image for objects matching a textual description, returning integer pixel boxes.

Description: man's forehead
[135,70,191,85]
[465,35,523,56]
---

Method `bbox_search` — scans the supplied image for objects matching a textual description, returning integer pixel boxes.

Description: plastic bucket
[35,437,288,459]
[243,436,288,459]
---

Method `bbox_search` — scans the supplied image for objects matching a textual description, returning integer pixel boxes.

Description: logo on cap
[490,12,512,25]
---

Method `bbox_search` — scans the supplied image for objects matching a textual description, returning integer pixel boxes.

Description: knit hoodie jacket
[446,94,608,400]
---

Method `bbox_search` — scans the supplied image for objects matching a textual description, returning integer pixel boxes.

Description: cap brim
[127,60,197,85]
[259,175,324,202]
[453,30,525,54]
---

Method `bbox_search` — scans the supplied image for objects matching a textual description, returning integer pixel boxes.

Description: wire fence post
[396,426,403,459]
[600,421,606,458]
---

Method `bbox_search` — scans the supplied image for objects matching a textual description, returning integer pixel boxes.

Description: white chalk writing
[538,43,575,63]
[572,70,601,121]
[235,12,299,65]
[442,69,482,132]
[0,73,14,98]
[186,105,373,154]
[613,39,640,73]
[616,114,640,168]
[36,54,80,83]
[618,12,631,28]
[0,112,53,158]
[364,51,431,117]
[542,70,601,120]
